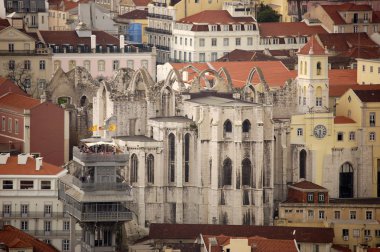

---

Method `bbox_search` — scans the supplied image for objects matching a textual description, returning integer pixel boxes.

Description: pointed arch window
[168,133,175,182]
[339,162,353,198]
[146,154,154,184]
[222,158,232,186]
[242,158,252,186]
[184,133,190,183]
[224,120,232,133]
[242,120,251,133]
[130,154,138,183]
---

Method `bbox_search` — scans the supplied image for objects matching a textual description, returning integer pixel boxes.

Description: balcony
[70,175,130,192]
[147,13,173,20]
[25,230,81,238]
[65,204,133,222]
[145,27,172,35]
[73,147,128,164]
[1,211,69,219]
[148,44,169,51]
[0,48,51,56]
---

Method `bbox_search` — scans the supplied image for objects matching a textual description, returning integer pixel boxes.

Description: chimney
[120,35,125,53]
[91,35,96,52]
[35,157,43,171]
[17,153,30,165]
[0,153,10,164]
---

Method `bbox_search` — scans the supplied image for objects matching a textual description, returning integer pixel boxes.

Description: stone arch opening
[242,158,252,186]
[168,133,175,183]
[299,149,307,179]
[339,162,354,198]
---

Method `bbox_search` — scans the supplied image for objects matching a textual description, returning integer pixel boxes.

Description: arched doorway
[339,162,354,198]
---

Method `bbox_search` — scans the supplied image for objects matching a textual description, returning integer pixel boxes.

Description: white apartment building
[171,9,258,62]
[0,153,81,252]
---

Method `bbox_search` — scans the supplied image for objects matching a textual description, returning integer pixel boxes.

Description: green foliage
[257,3,281,23]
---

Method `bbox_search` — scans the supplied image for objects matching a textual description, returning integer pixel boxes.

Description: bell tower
[297,35,329,114]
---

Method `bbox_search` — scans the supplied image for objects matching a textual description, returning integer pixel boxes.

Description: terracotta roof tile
[331,84,380,97]
[0,18,10,29]
[0,156,64,176]
[178,10,255,24]
[334,116,356,124]
[0,225,59,252]
[148,223,334,243]
[353,89,380,102]
[132,0,151,6]
[39,30,119,47]
[373,11,380,23]
[329,198,380,205]
[291,180,327,190]
[299,35,327,55]
[321,3,373,25]
[259,22,327,37]
[119,9,147,19]
[0,93,40,113]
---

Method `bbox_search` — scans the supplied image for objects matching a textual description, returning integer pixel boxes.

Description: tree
[257,3,281,23]
[3,61,32,93]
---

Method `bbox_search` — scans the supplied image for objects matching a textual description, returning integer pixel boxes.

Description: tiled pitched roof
[299,35,327,55]
[353,89,380,102]
[0,93,40,113]
[178,10,254,24]
[259,22,327,37]
[330,84,380,97]
[0,225,59,252]
[0,18,10,30]
[334,116,356,124]
[39,30,119,47]
[148,223,334,243]
[119,9,148,19]
[0,156,64,176]
[329,198,380,205]
[202,235,298,252]
[290,180,327,190]
[132,0,151,6]
[321,3,373,25]
[0,78,27,96]
[332,244,352,252]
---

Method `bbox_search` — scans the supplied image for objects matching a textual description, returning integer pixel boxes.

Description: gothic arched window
[242,120,251,133]
[168,133,175,182]
[339,162,354,198]
[224,120,232,133]
[222,158,232,186]
[146,154,154,184]
[130,154,138,183]
[184,133,190,183]
[242,158,252,186]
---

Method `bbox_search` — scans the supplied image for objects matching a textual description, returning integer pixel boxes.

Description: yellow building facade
[357,58,380,85]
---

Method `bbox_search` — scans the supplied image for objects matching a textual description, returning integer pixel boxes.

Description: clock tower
[297,35,329,114]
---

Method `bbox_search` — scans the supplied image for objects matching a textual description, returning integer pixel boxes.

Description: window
[185,38,187,46]
[222,158,232,186]
[223,38,229,46]
[349,131,355,140]
[83,60,90,71]
[127,60,134,69]
[189,52,192,62]
[316,62,321,75]
[39,60,46,70]
[146,154,154,184]
[21,204,28,215]
[319,210,325,219]
[180,37,182,45]
[3,204,11,216]
[353,229,360,238]
[316,87,322,107]
[307,193,314,203]
[313,244,319,252]
[168,133,175,182]
[44,221,51,232]
[365,229,371,237]
[236,38,241,46]
[54,60,61,70]
[113,60,119,70]
[130,154,138,183]
[362,65,366,72]
[366,211,373,220]
[24,60,31,70]
[44,205,52,216]
[14,120,18,134]
[211,38,217,46]
[375,230,380,237]
[370,66,374,73]
[211,52,218,61]
[63,221,70,231]
[8,118,12,132]
[370,112,375,126]
[247,37,253,46]
[211,25,217,31]
[8,60,15,70]
[20,180,33,189]
[308,210,314,218]
[242,120,251,133]
[199,38,205,47]
[350,211,356,219]
[297,128,303,136]
[2,180,13,189]
[223,120,232,133]
[20,221,28,231]
[199,53,205,62]
[354,25,358,33]
[242,158,252,186]
[337,132,344,141]
[8,43,14,52]
[235,25,241,31]
[184,134,190,183]
[44,239,51,245]
[370,132,376,141]
[334,211,340,219]
[141,60,148,69]
[98,60,105,71]
[223,25,229,31]
[1,117,5,131]
[318,193,325,202]
[342,229,349,237]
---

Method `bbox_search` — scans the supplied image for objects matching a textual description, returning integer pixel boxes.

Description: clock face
[314,125,327,138]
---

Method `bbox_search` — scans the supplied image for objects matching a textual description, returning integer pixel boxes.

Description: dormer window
[235,25,241,31]
[223,25,229,31]
[211,25,217,31]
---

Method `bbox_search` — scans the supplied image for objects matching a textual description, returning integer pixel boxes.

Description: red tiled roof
[334,116,356,124]
[0,18,10,30]
[299,35,326,55]
[353,89,380,102]
[0,93,40,113]
[259,22,327,37]
[132,0,151,6]
[374,11,380,23]
[291,180,327,190]
[330,84,380,97]
[321,3,373,25]
[39,30,119,47]
[178,10,254,24]
[0,78,28,96]
[0,156,64,176]
[149,224,334,243]
[332,244,352,252]
[202,235,298,252]
[0,225,59,252]
[119,9,148,19]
